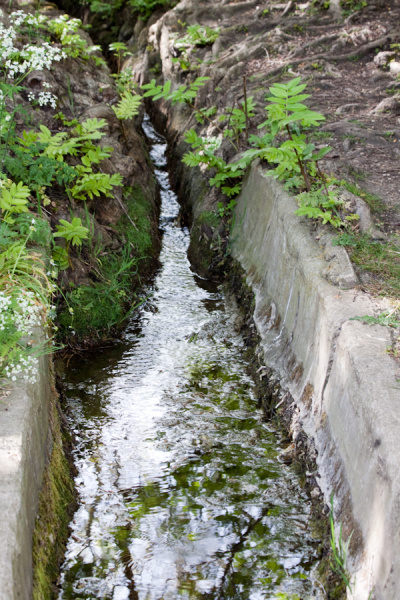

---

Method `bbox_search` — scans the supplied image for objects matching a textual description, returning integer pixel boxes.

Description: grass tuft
[334,232,400,298]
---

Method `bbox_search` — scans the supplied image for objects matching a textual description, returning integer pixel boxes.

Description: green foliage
[175,24,220,48]
[109,42,132,73]
[127,0,177,18]
[217,198,237,217]
[53,217,89,247]
[182,130,245,197]
[142,76,209,104]
[12,118,123,202]
[46,15,106,66]
[0,181,30,223]
[340,0,367,15]
[194,105,217,124]
[222,96,256,142]
[52,246,69,271]
[84,0,117,15]
[111,67,138,95]
[350,310,400,329]
[0,210,55,384]
[56,183,155,341]
[70,171,123,200]
[170,23,219,71]
[113,90,142,120]
[256,77,331,190]
[81,0,177,20]
[260,77,326,133]
[329,496,352,592]
[4,135,76,192]
[334,232,400,298]
[295,187,349,228]
[117,184,154,257]
[57,249,140,339]
[14,213,51,247]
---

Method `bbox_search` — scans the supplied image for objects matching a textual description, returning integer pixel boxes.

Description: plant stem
[316,160,329,195]
[243,75,249,145]
[285,124,311,191]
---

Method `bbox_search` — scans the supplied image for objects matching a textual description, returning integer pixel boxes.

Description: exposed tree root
[287,32,340,58]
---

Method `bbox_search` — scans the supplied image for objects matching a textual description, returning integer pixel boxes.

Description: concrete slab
[0,345,51,600]
[231,164,400,600]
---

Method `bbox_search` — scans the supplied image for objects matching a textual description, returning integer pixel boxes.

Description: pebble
[389,62,400,76]
[310,487,321,498]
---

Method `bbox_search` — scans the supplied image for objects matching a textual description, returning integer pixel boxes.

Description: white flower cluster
[0,289,47,384]
[3,355,38,384]
[28,84,58,109]
[0,13,67,81]
[9,10,41,28]
[10,291,43,333]
[14,43,66,76]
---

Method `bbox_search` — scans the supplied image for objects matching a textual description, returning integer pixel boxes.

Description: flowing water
[58,116,323,600]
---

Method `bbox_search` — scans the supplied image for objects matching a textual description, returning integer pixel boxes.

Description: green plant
[295,187,358,228]
[126,0,177,19]
[171,55,193,71]
[111,67,137,95]
[142,76,210,105]
[340,0,367,15]
[109,41,132,73]
[112,90,142,120]
[0,181,31,223]
[46,15,106,66]
[13,118,123,202]
[221,96,256,143]
[350,308,400,329]
[194,105,217,124]
[53,217,89,249]
[257,77,330,190]
[174,24,220,48]
[182,130,245,197]
[0,208,55,384]
[334,232,400,297]
[329,495,352,591]
[217,198,237,217]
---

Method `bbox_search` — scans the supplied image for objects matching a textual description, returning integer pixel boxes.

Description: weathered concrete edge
[0,340,51,600]
[231,164,400,600]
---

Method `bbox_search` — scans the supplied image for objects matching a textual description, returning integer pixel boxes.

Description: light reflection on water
[58,115,322,600]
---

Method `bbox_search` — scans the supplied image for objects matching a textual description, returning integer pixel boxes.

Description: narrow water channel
[58,116,323,600]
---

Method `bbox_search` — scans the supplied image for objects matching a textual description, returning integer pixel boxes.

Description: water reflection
[58,116,322,600]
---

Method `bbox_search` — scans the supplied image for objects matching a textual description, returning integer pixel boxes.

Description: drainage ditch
[56,116,328,599]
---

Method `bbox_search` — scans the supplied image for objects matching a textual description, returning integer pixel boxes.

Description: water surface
[58,116,322,600]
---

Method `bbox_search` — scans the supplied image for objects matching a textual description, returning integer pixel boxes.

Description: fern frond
[113,91,142,120]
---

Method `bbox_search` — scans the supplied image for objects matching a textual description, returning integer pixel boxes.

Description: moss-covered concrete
[0,337,73,600]
[32,365,75,600]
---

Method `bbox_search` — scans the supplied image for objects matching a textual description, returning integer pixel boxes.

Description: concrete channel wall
[231,163,400,600]
[0,346,51,600]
